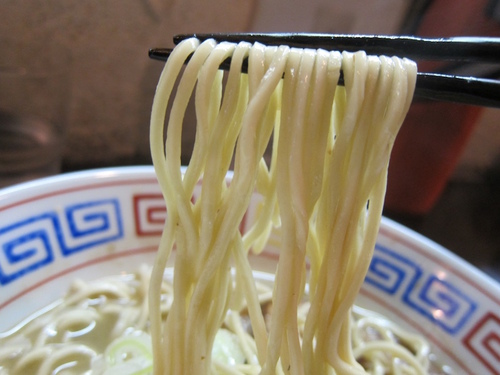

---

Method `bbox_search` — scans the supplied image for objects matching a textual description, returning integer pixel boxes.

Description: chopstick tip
[148,48,172,61]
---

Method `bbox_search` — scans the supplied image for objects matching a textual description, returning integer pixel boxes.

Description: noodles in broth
[0,38,454,374]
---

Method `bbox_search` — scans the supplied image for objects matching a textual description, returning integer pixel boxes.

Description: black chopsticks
[149,33,500,108]
[173,33,500,63]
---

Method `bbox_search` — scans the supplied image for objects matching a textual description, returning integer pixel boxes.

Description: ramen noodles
[147,37,423,374]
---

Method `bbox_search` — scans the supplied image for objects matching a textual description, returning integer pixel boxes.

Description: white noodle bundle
[149,37,417,374]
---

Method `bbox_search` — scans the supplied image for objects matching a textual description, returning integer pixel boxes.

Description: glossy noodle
[148,37,419,374]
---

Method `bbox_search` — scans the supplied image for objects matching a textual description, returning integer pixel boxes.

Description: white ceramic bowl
[1,166,499,374]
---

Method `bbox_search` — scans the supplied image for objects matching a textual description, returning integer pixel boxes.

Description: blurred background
[0,0,499,278]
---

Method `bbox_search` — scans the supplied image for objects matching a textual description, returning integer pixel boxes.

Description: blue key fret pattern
[0,199,123,285]
[404,274,477,334]
[366,244,477,336]
[365,244,422,295]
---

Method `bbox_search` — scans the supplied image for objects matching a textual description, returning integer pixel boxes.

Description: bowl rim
[0,165,500,290]
[1,165,498,291]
